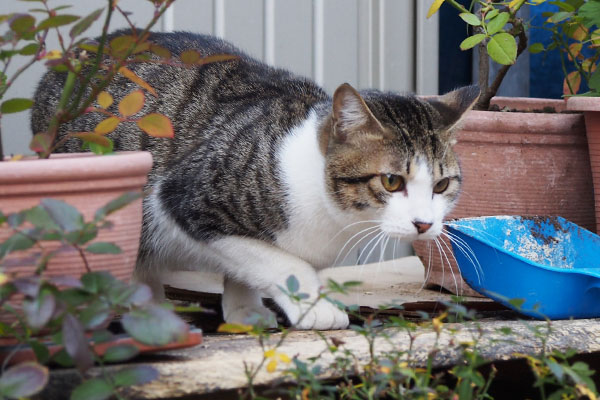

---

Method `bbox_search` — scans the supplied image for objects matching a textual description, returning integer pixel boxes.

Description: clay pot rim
[566,96,600,112]
[0,151,153,184]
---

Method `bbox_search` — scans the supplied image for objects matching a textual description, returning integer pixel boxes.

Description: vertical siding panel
[416,1,439,95]
[271,0,312,78]
[381,0,414,92]
[357,0,373,89]
[172,0,213,34]
[321,0,359,94]
[222,0,265,60]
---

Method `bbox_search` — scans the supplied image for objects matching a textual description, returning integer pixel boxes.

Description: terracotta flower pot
[414,98,596,295]
[567,97,600,234]
[0,152,152,283]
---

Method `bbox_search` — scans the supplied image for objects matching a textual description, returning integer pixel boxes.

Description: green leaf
[0,232,35,259]
[70,378,113,400]
[102,344,139,363]
[122,304,188,346]
[459,12,480,26]
[580,0,600,28]
[508,298,526,309]
[81,271,116,294]
[588,67,600,92]
[1,98,34,114]
[29,340,50,364]
[548,11,573,24]
[460,34,486,50]
[25,206,60,231]
[484,8,499,21]
[486,12,510,35]
[10,14,35,34]
[217,322,253,334]
[29,132,53,154]
[529,42,545,54]
[487,32,517,65]
[0,362,48,398]
[88,139,114,155]
[113,366,158,387]
[286,274,300,293]
[40,198,84,233]
[37,15,79,30]
[94,191,142,221]
[19,43,39,55]
[70,8,103,39]
[78,300,111,330]
[86,242,121,254]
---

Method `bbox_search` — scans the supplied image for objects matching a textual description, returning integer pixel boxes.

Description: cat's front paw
[286,299,349,330]
[224,305,278,328]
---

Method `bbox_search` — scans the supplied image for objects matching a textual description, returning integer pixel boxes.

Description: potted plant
[531,0,600,235]
[415,0,596,295]
[0,0,207,398]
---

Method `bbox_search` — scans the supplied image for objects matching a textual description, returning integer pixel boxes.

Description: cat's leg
[210,236,349,330]
[222,278,277,327]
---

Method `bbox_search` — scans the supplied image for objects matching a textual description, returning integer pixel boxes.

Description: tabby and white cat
[31,31,478,330]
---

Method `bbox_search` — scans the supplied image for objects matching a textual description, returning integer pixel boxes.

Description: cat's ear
[331,83,383,142]
[425,85,480,131]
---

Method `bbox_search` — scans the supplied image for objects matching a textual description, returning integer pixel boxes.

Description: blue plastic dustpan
[446,216,600,319]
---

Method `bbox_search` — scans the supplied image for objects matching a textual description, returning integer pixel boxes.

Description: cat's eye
[381,174,405,192]
[433,177,450,194]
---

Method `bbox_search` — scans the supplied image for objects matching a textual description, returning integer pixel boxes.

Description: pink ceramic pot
[414,98,595,295]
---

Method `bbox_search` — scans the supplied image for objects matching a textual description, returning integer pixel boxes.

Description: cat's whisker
[438,235,463,294]
[442,230,484,284]
[333,225,381,266]
[418,240,434,292]
[327,219,384,247]
[357,231,386,265]
[434,237,459,295]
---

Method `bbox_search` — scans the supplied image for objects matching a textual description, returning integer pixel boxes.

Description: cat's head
[320,83,479,242]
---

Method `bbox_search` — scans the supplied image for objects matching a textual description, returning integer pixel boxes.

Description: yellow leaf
[278,353,291,363]
[119,90,145,117]
[0,273,9,285]
[8,154,24,161]
[137,113,174,138]
[198,54,239,65]
[301,388,310,400]
[181,49,201,65]
[94,116,121,134]
[568,43,582,61]
[150,44,171,60]
[266,359,277,373]
[426,0,445,18]
[570,24,588,41]
[264,349,276,358]
[216,323,253,334]
[44,49,63,60]
[508,0,526,11]
[118,66,157,97]
[97,91,113,109]
[72,132,112,147]
[563,71,581,95]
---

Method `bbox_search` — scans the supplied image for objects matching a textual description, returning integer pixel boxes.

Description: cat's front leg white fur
[222,277,277,328]
[210,236,349,330]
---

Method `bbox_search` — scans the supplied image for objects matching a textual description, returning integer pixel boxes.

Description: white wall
[0,0,439,263]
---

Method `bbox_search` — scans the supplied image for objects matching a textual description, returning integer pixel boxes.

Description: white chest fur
[275,112,378,269]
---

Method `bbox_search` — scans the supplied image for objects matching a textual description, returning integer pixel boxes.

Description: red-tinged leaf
[10,14,35,34]
[37,14,79,30]
[180,49,201,65]
[568,43,582,61]
[70,8,103,39]
[118,66,157,97]
[29,132,52,153]
[73,132,112,147]
[0,362,48,398]
[198,54,239,65]
[570,24,588,41]
[62,313,94,373]
[150,44,171,59]
[564,71,581,95]
[137,113,174,138]
[94,116,121,135]
[97,91,113,109]
[119,90,144,117]
[23,290,56,330]
[110,35,136,57]
[122,305,188,346]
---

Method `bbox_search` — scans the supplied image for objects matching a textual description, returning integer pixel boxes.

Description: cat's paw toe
[224,305,277,328]
[292,300,349,330]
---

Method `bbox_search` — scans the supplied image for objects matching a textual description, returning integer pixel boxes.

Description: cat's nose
[413,221,432,234]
